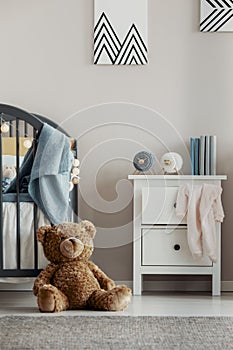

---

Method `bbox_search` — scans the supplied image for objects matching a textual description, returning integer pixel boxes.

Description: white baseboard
[221,281,233,292]
[1,280,233,292]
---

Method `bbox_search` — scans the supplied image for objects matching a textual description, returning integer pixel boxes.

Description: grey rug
[0,316,233,350]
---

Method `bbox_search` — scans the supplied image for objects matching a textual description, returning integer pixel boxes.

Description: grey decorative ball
[133,151,155,172]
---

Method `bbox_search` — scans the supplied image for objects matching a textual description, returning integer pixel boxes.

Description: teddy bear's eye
[60,237,66,241]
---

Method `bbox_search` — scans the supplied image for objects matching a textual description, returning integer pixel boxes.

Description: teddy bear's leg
[87,285,131,311]
[38,284,69,313]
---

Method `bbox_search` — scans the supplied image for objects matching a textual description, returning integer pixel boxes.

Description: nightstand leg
[133,273,142,295]
[212,226,221,296]
[212,262,221,296]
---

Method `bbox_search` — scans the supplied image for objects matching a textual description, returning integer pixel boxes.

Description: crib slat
[33,204,38,270]
[0,127,3,269]
[24,121,28,137]
[16,119,21,269]
[33,127,38,270]
[9,121,13,137]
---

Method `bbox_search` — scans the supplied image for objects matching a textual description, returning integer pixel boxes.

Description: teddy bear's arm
[33,263,58,296]
[87,261,115,290]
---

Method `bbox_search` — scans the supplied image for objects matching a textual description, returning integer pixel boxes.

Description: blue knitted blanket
[29,123,73,224]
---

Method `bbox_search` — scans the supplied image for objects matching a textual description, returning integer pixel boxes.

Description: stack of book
[190,135,217,175]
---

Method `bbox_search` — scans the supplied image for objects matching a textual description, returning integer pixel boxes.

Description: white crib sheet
[2,202,50,270]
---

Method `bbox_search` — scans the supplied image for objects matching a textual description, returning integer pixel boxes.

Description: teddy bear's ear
[81,220,96,238]
[36,226,51,243]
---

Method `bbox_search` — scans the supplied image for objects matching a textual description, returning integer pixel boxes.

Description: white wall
[0,0,233,281]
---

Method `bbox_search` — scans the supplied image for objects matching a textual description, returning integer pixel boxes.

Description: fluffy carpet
[0,316,233,350]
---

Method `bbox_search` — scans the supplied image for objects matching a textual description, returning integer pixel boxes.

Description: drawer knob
[174,203,177,208]
[174,244,181,251]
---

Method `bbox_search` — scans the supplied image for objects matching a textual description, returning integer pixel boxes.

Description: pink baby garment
[176,184,224,262]
[199,184,224,262]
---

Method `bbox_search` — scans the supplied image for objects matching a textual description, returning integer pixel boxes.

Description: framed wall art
[94,0,148,65]
[200,0,233,32]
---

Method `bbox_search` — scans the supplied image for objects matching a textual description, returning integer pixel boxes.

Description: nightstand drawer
[142,187,186,225]
[142,228,212,266]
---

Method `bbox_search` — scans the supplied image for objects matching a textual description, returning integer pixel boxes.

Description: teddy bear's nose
[69,238,76,243]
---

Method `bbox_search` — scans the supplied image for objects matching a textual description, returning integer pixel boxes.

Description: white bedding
[2,202,50,270]
[2,155,24,166]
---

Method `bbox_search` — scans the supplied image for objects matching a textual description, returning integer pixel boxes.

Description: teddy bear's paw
[38,285,69,313]
[109,285,132,311]
[38,285,56,312]
[87,286,131,311]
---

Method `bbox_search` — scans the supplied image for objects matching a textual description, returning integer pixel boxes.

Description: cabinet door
[142,187,186,225]
[142,228,212,266]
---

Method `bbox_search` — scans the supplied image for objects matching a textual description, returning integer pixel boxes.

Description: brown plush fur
[33,221,131,312]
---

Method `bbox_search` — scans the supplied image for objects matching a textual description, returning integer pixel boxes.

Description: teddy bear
[33,220,132,312]
[2,165,16,191]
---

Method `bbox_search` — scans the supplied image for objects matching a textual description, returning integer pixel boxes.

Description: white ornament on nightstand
[160,152,183,175]
[133,151,156,175]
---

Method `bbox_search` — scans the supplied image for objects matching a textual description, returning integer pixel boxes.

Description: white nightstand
[128,175,227,296]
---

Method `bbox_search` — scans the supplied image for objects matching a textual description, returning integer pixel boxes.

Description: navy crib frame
[0,104,78,278]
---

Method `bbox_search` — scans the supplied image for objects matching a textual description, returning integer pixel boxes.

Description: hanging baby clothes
[175,184,224,262]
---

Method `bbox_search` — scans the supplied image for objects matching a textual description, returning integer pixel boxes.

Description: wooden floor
[1,291,233,317]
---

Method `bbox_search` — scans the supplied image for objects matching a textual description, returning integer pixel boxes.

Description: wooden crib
[0,104,78,278]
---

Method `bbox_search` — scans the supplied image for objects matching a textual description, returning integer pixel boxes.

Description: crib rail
[2,193,33,202]
[0,269,41,277]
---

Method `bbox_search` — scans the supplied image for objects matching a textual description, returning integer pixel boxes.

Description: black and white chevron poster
[94,0,148,65]
[200,0,233,32]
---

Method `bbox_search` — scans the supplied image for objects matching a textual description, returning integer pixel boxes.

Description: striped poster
[200,0,233,32]
[94,0,148,65]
